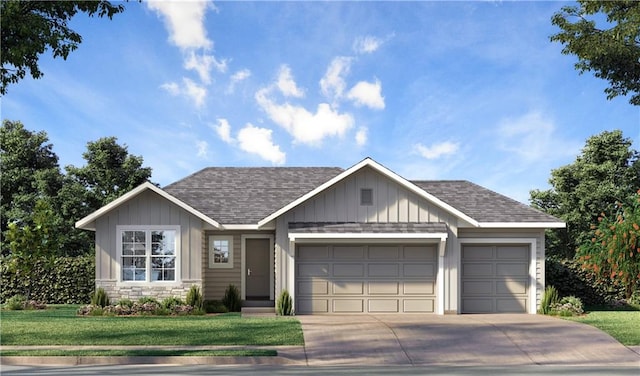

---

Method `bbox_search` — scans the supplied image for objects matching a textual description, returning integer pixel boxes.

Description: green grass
[0,305,304,346]
[565,310,640,346]
[0,349,277,357]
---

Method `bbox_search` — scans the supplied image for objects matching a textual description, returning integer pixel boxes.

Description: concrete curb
[0,345,307,366]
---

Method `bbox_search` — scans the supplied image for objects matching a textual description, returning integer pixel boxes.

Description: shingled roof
[163,166,560,226]
[412,180,559,223]
[164,167,344,224]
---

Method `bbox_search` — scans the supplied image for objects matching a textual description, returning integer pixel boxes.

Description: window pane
[212,239,229,264]
[152,231,176,256]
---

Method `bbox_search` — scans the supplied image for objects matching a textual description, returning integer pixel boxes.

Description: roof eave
[75,182,221,231]
[475,222,566,229]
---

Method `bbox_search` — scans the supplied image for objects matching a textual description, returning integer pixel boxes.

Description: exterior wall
[202,230,275,301]
[94,190,203,301]
[457,228,545,313]
[273,166,460,303]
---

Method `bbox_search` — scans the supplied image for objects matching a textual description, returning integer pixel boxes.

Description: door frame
[241,234,275,300]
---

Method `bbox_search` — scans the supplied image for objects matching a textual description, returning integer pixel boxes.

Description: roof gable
[75,182,220,230]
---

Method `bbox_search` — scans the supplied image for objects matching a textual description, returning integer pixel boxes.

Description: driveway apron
[297,314,640,367]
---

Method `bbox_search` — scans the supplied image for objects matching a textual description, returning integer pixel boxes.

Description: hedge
[546,258,625,307]
[1,255,95,304]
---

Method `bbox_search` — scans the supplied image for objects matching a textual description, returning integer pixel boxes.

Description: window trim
[360,188,374,206]
[209,235,234,269]
[116,225,181,285]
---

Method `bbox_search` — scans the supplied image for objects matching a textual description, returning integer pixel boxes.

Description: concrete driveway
[298,314,640,366]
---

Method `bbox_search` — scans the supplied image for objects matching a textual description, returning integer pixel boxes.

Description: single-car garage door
[461,244,530,313]
[295,244,437,314]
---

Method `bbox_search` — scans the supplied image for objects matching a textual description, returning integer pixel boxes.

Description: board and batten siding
[273,166,460,298]
[94,190,203,293]
[457,228,545,313]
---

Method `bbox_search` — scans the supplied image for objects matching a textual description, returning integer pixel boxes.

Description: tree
[0,0,125,94]
[0,120,63,247]
[550,0,640,105]
[66,137,153,211]
[577,191,640,299]
[530,130,640,259]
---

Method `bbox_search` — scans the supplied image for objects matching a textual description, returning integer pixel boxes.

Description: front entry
[245,238,271,299]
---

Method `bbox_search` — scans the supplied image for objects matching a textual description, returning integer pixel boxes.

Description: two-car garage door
[295,244,437,314]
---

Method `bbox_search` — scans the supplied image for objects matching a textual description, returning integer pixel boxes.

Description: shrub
[186,285,203,310]
[4,294,26,310]
[629,290,640,306]
[276,290,293,316]
[204,300,229,313]
[539,285,560,314]
[222,284,241,312]
[91,287,110,308]
[116,298,134,308]
[24,300,47,310]
[551,296,584,316]
[138,296,159,305]
[161,296,185,310]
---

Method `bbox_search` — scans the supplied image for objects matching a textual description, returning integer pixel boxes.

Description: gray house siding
[94,190,203,300]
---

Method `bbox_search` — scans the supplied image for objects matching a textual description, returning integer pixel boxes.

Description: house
[75,158,564,314]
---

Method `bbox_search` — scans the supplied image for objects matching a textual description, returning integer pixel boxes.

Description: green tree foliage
[577,191,640,299]
[66,137,153,211]
[0,120,63,245]
[551,0,640,105]
[0,0,125,94]
[530,130,640,259]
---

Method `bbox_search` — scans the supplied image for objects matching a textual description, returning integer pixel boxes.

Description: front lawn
[565,310,640,346]
[0,305,304,346]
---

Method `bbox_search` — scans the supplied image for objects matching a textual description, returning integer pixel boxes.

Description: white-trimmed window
[118,226,179,282]
[209,235,233,268]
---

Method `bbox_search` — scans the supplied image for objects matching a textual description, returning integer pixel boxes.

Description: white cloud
[353,35,384,54]
[255,87,354,146]
[415,141,460,159]
[227,69,251,93]
[276,65,304,98]
[237,124,285,165]
[320,56,352,101]
[146,1,213,50]
[347,79,385,110]
[497,111,580,162]
[196,140,208,158]
[213,118,234,143]
[184,51,227,83]
[160,78,206,107]
[160,82,180,96]
[355,127,368,146]
[183,78,207,108]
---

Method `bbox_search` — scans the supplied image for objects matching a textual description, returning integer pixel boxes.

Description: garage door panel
[333,246,365,259]
[333,281,364,295]
[369,281,399,294]
[404,263,434,277]
[404,246,436,260]
[298,263,329,277]
[496,246,528,260]
[298,246,329,259]
[462,263,493,277]
[462,298,493,313]
[404,281,434,294]
[496,298,527,313]
[298,280,329,295]
[296,244,437,314]
[496,279,528,295]
[333,263,364,277]
[368,246,400,259]
[368,263,399,277]
[369,299,399,313]
[298,299,328,313]
[404,299,434,313]
[334,299,364,313]
[496,263,528,276]
[462,280,493,295]
[463,246,493,260]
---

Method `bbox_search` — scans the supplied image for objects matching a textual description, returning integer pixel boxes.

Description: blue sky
[3,1,638,204]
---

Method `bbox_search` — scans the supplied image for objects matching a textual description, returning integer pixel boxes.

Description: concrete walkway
[298,314,640,366]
